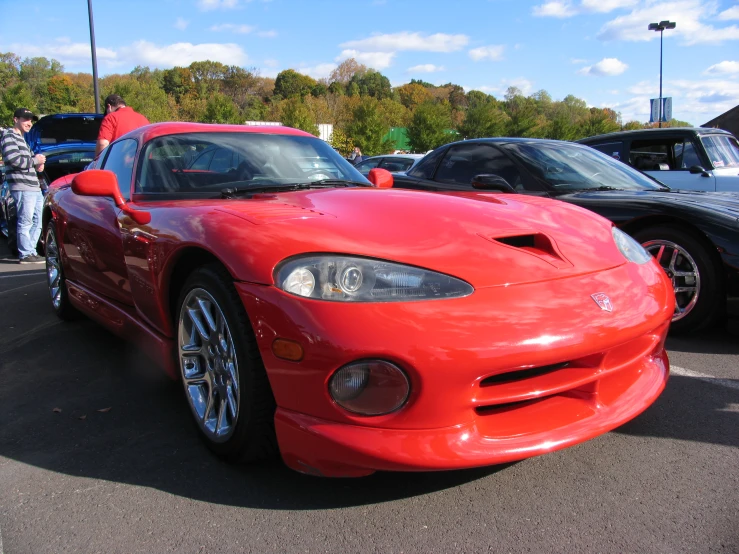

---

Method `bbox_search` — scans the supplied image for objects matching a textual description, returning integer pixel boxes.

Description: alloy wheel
[45,229,62,310]
[178,288,240,442]
[642,239,700,322]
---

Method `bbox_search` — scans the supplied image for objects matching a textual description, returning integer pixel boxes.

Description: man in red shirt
[95,94,150,157]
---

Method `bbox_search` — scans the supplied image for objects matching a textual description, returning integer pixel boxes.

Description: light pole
[648,20,676,128]
[87,0,101,113]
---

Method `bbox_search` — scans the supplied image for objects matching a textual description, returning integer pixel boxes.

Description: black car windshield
[502,142,668,192]
[136,132,369,194]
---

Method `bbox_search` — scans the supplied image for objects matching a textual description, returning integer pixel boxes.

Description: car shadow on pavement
[614,373,739,449]
[0,301,506,510]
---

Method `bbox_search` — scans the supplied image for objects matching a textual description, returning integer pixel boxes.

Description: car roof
[121,122,317,144]
[577,127,733,143]
[361,153,425,160]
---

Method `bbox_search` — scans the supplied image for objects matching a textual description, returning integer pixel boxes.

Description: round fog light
[329,360,410,416]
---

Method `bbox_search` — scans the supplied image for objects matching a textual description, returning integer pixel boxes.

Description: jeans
[10,190,44,259]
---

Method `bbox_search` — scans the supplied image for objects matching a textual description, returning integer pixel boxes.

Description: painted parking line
[0,270,46,280]
[0,279,46,295]
[671,365,739,391]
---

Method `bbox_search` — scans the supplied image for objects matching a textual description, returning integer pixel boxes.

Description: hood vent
[480,231,573,269]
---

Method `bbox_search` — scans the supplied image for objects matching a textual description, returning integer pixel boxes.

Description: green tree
[349,70,392,99]
[345,97,393,155]
[578,107,621,138]
[162,67,195,101]
[378,98,410,127]
[407,101,454,152]
[459,102,509,139]
[274,69,317,99]
[0,52,21,90]
[622,120,645,130]
[202,91,241,123]
[466,90,495,109]
[279,97,319,136]
[0,82,35,125]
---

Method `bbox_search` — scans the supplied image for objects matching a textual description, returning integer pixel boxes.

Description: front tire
[176,264,277,462]
[633,225,723,334]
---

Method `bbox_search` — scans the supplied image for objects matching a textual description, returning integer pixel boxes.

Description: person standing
[0,108,46,264]
[351,146,366,165]
[95,94,150,157]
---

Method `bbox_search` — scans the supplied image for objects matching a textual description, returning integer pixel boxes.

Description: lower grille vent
[480,361,571,387]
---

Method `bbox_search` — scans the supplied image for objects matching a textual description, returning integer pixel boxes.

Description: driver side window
[101,139,137,200]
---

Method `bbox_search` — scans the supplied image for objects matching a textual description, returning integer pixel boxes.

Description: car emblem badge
[591,293,613,312]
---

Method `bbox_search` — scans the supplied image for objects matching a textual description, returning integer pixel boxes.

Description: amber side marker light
[272,339,304,361]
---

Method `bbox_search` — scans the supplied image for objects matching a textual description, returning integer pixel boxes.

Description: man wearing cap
[95,94,150,157]
[0,108,46,264]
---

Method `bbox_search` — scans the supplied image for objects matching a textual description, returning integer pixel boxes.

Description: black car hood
[554,189,739,220]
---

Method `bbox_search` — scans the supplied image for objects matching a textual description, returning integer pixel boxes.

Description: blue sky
[2,0,738,125]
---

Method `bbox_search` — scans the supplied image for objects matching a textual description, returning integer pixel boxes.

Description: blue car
[1,113,103,255]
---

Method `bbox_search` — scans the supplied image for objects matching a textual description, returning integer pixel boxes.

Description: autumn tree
[459,102,509,139]
[396,83,433,110]
[329,58,367,85]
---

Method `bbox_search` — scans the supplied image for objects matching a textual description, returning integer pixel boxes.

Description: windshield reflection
[502,142,668,192]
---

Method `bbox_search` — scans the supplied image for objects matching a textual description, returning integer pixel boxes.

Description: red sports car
[42,123,674,477]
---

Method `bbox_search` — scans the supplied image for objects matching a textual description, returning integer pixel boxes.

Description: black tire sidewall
[176,265,276,461]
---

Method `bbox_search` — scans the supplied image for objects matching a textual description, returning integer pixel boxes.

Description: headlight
[275,255,474,302]
[612,227,652,264]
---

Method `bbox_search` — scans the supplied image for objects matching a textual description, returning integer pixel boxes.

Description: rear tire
[633,225,723,334]
[44,223,78,321]
[176,264,278,462]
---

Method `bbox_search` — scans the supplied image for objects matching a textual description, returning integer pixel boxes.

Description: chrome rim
[178,288,239,442]
[45,228,62,310]
[642,239,700,322]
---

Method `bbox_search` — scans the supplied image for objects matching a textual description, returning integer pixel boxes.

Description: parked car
[1,113,102,255]
[42,122,672,477]
[577,127,739,192]
[354,153,425,176]
[392,137,739,333]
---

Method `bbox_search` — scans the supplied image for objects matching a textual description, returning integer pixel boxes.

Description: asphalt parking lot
[0,239,737,554]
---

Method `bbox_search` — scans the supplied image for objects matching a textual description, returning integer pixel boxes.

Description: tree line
[0,53,690,156]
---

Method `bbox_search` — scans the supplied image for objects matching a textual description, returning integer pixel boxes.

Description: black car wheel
[633,225,723,333]
[176,264,277,462]
[44,223,78,320]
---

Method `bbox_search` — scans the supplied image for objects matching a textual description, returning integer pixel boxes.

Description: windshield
[701,134,739,169]
[502,142,667,191]
[136,132,369,194]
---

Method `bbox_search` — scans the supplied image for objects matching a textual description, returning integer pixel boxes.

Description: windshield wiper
[220,180,366,198]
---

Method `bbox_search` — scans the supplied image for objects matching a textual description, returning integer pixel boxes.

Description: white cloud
[335,49,395,69]
[340,32,469,53]
[468,45,505,61]
[258,30,277,38]
[718,5,739,20]
[597,1,739,45]
[174,18,189,31]
[298,63,337,79]
[407,64,445,73]
[578,57,628,76]
[197,0,238,10]
[704,60,739,75]
[209,24,255,34]
[532,1,578,18]
[580,0,638,13]
[0,38,117,66]
[118,40,248,68]
[263,58,279,68]
[571,58,588,64]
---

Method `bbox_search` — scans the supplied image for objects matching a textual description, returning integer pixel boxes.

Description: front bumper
[236,260,673,477]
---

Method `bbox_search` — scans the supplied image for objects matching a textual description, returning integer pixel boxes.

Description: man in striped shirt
[1,108,46,263]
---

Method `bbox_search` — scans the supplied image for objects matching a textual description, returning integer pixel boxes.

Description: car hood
[554,189,739,219]
[206,188,629,288]
[25,113,103,153]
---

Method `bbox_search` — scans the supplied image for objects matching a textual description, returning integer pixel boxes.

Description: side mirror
[368,167,393,189]
[688,165,710,177]
[471,174,516,193]
[72,170,151,224]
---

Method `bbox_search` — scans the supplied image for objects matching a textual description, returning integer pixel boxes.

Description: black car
[392,137,739,333]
